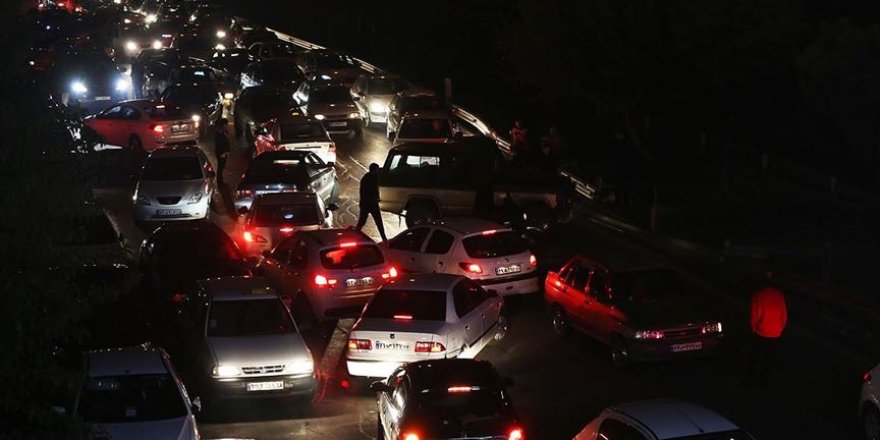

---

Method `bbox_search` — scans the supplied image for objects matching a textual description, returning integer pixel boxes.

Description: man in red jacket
[747,271,788,388]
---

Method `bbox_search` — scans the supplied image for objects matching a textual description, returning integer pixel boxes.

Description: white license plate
[156,209,181,215]
[95,96,112,101]
[374,340,411,351]
[495,264,522,276]
[671,341,702,353]
[328,122,347,127]
[346,277,375,287]
[246,381,284,392]
[171,124,188,132]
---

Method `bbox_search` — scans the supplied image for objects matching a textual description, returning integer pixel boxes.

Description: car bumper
[211,373,317,398]
[321,118,363,134]
[134,200,208,221]
[627,335,724,362]
[310,290,375,320]
[478,272,540,295]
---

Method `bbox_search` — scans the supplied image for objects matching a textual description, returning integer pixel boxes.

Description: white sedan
[346,274,508,379]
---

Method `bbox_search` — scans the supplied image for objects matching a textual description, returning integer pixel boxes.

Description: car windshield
[669,432,753,440]
[207,298,295,337]
[362,289,446,321]
[319,244,384,269]
[245,158,309,184]
[610,269,687,305]
[316,55,353,69]
[79,374,187,423]
[310,87,352,103]
[243,90,295,109]
[268,43,300,57]
[145,105,187,120]
[57,54,116,77]
[400,95,442,113]
[368,78,407,95]
[252,202,320,226]
[262,62,304,83]
[399,118,451,139]
[164,86,217,104]
[141,156,202,181]
[462,231,527,259]
[175,35,214,52]
[280,122,326,142]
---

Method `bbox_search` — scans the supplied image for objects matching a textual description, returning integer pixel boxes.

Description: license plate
[246,381,284,392]
[95,96,111,101]
[171,124,187,132]
[345,277,375,287]
[374,340,411,351]
[156,209,181,215]
[671,342,702,353]
[495,264,522,276]
[328,121,347,127]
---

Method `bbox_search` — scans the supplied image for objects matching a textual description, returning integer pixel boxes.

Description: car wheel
[864,406,880,440]
[129,135,144,153]
[405,202,437,228]
[376,413,385,440]
[611,336,630,367]
[551,306,570,337]
[494,312,509,341]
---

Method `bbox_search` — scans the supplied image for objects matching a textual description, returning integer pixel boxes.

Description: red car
[84,99,198,151]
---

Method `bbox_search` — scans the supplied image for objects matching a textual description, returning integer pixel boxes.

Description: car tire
[550,306,570,337]
[129,135,144,153]
[864,405,880,440]
[405,201,437,228]
[611,335,631,367]
[376,413,385,439]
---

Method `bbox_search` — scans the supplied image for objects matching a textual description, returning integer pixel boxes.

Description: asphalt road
[93,115,867,439]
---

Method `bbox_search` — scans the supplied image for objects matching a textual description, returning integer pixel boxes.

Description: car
[861,363,880,440]
[70,344,200,440]
[544,259,725,366]
[132,48,186,98]
[139,221,251,307]
[160,82,222,133]
[173,27,220,61]
[350,73,411,126]
[60,210,128,267]
[133,146,216,222]
[258,228,397,326]
[238,191,332,259]
[234,150,339,212]
[385,218,539,296]
[247,40,303,62]
[177,277,317,403]
[346,274,508,379]
[232,85,299,140]
[301,50,362,86]
[187,3,229,28]
[208,48,255,85]
[117,25,165,58]
[166,64,231,98]
[391,111,456,146]
[574,399,753,440]
[293,81,364,136]
[386,88,444,140]
[49,51,131,115]
[370,359,523,440]
[239,58,305,90]
[234,24,278,49]
[253,114,337,164]
[84,100,198,151]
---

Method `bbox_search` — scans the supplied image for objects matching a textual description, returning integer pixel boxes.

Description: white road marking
[347,155,369,172]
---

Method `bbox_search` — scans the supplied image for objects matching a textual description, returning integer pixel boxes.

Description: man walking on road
[355,163,387,242]
[214,117,230,186]
[747,271,788,388]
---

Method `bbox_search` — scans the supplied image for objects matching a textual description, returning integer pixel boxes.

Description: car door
[559,262,593,335]
[385,227,431,273]
[583,270,624,344]
[452,279,483,354]
[382,369,408,440]
[595,416,652,440]
[421,228,455,273]
[119,105,142,142]
[90,105,124,145]
[304,153,332,202]
[280,239,309,304]
[261,236,297,293]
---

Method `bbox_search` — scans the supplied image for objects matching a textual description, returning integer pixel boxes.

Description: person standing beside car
[214,118,230,186]
[747,271,788,388]
[355,163,387,242]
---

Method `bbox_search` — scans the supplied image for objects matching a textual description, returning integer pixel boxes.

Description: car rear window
[145,105,186,120]
[418,388,507,419]
[462,231,527,259]
[319,244,384,269]
[245,158,309,184]
[253,202,320,226]
[368,78,407,95]
[141,156,202,181]
[363,289,446,321]
[280,123,326,142]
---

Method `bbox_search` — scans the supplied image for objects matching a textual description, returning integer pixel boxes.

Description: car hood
[307,102,357,115]
[91,416,196,440]
[208,334,309,366]
[137,179,207,198]
[618,296,719,329]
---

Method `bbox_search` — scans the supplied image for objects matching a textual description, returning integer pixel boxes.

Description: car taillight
[328,143,336,153]
[481,229,498,236]
[150,124,164,133]
[508,427,524,440]
[340,241,358,248]
[447,386,478,393]
[866,371,873,383]
[414,341,445,353]
[314,274,337,287]
[348,338,372,350]
[171,292,186,303]
[381,266,399,279]
[401,433,420,440]
[393,314,412,320]
[459,262,483,274]
[243,230,267,244]
[529,254,537,268]
[236,189,253,198]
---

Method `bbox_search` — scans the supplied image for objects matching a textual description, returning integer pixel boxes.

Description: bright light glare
[223,92,234,100]
[214,44,226,50]
[71,81,87,94]
[348,112,360,119]
[314,114,325,120]
[285,359,314,374]
[319,74,331,80]
[212,365,242,377]
[125,40,137,52]
[123,18,131,24]
[191,114,201,122]
[115,77,132,92]
[145,13,157,23]
[369,101,387,113]
[216,30,226,38]
[152,40,162,49]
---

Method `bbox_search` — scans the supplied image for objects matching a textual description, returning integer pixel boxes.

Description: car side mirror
[191,396,202,413]
[370,381,393,393]
[238,206,249,215]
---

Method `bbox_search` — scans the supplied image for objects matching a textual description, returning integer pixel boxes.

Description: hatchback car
[73,344,200,440]
[350,73,410,125]
[254,114,336,164]
[392,111,456,146]
[234,150,339,212]
[385,219,539,296]
[258,228,397,325]
[347,274,507,379]
[574,399,753,440]
[371,359,523,440]
[239,191,332,259]
[544,258,725,366]
[293,81,364,136]
[133,147,215,222]
[386,88,444,140]
[861,363,880,440]
[178,277,317,402]
[85,100,198,151]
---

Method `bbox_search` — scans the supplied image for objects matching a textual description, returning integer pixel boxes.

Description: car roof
[87,344,168,377]
[118,98,158,108]
[609,399,740,439]
[382,273,464,292]
[405,358,500,391]
[301,228,374,247]
[254,191,320,205]
[148,146,202,158]
[428,217,508,236]
[198,276,278,301]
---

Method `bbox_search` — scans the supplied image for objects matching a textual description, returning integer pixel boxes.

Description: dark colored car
[132,47,185,98]
[371,359,524,440]
[301,50,361,86]
[49,51,130,115]
[234,150,339,212]
[544,257,726,367]
[239,58,304,90]
[160,82,222,132]
[208,48,255,85]
[247,40,303,61]
[232,85,298,140]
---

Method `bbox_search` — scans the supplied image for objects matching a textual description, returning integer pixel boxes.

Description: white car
[385,218,540,296]
[574,399,753,440]
[74,344,200,440]
[346,274,508,379]
[133,147,216,223]
[253,115,337,164]
[391,110,456,146]
[861,363,880,440]
[239,192,332,259]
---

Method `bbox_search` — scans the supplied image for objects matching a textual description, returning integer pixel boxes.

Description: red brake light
[348,338,372,350]
[150,124,164,133]
[401,433,420,440]
[866,371,873,383]
[340,241,358,248]
[508,427,524,440]
[236,189,253,198]
[459,262,483,274]
[381,266,399,279]
[414,341,445,353]
[314,274,338,287]
[243,230,267,244]
[171,292,187,303]
[393,314,413,321]
[279,226,295,233]
[529,254,537,268]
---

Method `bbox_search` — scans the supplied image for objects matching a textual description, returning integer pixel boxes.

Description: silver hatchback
[133,147,216,223]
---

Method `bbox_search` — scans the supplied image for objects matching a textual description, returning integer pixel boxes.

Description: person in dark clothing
[355,163,387,241]
[214,118,230,185]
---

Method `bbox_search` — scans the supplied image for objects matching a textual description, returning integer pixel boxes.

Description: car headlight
[134,194,150,205]
[319,74,331,80]
[215,43,226,50]
[151,39,162,49]
[145,13,157,23]
[115,77,132,92]
[191,114,201,123]
[285,358,314,375]
[313,114,325,120]
[633,330,664,340]
[125,40,137,52]
[212,365,242,378]
[71,80,87,94]
[369,101,387,113]
[348,112,360,119]
[223,92,234,100]
[187,193,203,204]
[216,30,226,38]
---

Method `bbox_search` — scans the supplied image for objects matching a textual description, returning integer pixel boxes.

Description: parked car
[258,228,397,326]
[232,85,299,140]
[347,274,507,379]
[370,359,523,440]
[253,114,336,164]
[545,258,725,366]
[84,100,198,151]
[133,146,215,223]
[385,218,539,296]
[238,191,332,259]
[350,73,411,126]
[234,150,339,212]
[293,81,363,136]
[574,399,753,440]
[240,58,304,89]
[391,111,456,146]
[386,88,444,140]
[861,363,880,440]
